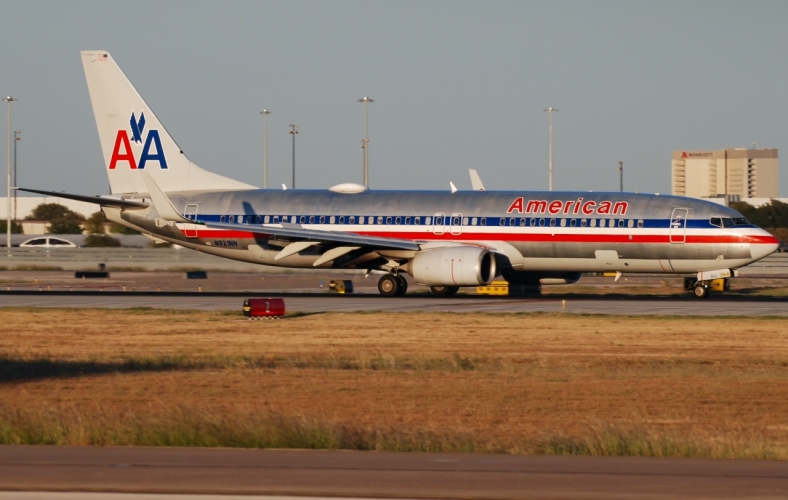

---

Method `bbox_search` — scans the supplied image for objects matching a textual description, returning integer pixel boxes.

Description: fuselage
[115,189,779,276]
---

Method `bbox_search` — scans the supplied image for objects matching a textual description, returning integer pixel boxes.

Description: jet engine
[409,246,497,286]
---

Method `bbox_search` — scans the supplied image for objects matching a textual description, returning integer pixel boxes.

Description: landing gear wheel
[378,275,401,297]
[396,275,408,296]
[430,285,460,296]
[694,284,710,298]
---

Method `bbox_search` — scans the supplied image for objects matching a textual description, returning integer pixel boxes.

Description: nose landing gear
[693,282,710,298]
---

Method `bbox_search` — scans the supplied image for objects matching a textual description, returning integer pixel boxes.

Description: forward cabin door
[184,204,198,238]
[669,208,688,244]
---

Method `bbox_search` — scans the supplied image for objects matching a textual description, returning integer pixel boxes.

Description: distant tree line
[731,200,788,245]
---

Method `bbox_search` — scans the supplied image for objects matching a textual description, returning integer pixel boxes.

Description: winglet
[140,172,190,223]
[469,169,485,191]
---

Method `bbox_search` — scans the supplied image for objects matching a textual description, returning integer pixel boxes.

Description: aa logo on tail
[109,111,168,170]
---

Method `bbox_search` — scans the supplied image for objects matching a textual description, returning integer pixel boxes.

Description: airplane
[22,51,779,299]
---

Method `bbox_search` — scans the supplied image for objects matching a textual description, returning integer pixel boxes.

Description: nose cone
[750,230,780,261]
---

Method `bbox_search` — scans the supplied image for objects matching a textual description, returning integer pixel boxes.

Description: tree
[28,203,86,235]
[731,201,788,229]
[0,220,22,234]
[84,211,106,235]
[108,222,141,235]
[84,234,122,247]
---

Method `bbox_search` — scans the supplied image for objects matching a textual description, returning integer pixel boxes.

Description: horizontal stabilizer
[18,187,149,209]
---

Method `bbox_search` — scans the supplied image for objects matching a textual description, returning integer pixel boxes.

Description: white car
[19,237,78,248]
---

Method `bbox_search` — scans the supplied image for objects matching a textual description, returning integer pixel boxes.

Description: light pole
[543,107,558,191]
[259,110,271,189]
[3,96,17,253]
[13,130,19,221]
[288,124,299,189]
[618,161,623,192]
[358,97,373,187]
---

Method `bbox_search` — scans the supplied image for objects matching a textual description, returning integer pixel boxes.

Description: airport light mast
[288,124,299,189]
[358,97,373,187]
[618,161,623,192]
[543,107,558,191]
[260,110,271,189]
[3,96,17,255]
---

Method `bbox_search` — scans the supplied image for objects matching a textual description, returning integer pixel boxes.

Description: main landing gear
[377,274,408,297]
[430,285,459,296]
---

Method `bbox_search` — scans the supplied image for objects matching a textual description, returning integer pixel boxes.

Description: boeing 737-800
[22,51,780,298]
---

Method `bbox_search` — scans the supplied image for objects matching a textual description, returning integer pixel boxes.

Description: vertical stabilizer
[81,51,256,194]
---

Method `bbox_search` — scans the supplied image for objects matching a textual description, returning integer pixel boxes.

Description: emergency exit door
[669,208,688,243]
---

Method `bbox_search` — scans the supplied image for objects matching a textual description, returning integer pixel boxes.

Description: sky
[0,0,786,196]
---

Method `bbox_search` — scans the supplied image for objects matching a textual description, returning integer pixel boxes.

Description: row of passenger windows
[216,214,645,228]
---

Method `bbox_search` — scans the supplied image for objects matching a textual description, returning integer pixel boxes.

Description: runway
[0,291,787,315]
[1,446,787,500]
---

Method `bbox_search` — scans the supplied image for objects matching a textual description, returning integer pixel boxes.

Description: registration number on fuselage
[213,240,239,247]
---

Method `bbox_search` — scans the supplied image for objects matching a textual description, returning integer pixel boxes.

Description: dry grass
[1,308,788,458]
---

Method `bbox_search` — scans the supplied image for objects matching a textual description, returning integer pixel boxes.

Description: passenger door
[184,204,198,238]
[669,208,688,244]
[450,213,463,235]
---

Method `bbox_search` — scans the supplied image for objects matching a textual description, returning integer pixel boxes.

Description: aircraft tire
[396,275,408,296]
[378,275,401,297]
[430,285,459,296]
[694,284,710,298]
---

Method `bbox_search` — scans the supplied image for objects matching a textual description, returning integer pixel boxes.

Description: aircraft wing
[18,188,149,209]
[205,220,420,251]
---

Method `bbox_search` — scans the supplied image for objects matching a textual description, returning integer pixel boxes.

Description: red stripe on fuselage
[181,228,776,245]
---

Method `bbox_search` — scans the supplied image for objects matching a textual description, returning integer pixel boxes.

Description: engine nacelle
[410,246,497,286]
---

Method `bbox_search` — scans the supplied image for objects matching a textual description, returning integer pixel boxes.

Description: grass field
[1,308,787,458]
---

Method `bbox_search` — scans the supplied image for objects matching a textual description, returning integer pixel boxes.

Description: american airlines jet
[23,51,779,298]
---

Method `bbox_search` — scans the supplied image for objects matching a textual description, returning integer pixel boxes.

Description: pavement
[1,446,787,500]
[0,291,787,316]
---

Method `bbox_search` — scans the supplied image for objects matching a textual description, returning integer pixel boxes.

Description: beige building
[671,148,779,199]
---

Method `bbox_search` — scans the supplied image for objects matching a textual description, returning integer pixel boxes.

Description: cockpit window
[711,217,749,228]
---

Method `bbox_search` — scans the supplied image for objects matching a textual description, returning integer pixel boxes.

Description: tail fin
[81,51,256,194]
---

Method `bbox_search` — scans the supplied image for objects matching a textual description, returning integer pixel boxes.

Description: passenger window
[378,216,384,224]
[319,216,325,224]
[416,216,422,225]
[539,219,545,226]
[637,219,643,228]
[599,219,606,228]
[264,216,270,224]
[480,217,486,226]
[519,218,525,226]
[618,219,625,228]
[560,219,567,227]
[499,218,505,226]
[530,218,536,226]
[463,217,469,225]
[508,218,515,226]
[424,217,430,225]
[550,219,557,227]
[570,219,576,227]
[220,215,226,223]
[405,216,411,224]
[349,216,355,224]
[581,219,588,227]
[50,238,70,246]
[299,216,306,224]
[396,216,401,224]
[471,217,477,226]
[385,216,391,224]
[590,219,596,227]
[330,216,335,224]
[627,219,634,228]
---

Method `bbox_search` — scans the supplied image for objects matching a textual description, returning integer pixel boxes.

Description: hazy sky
[0,1,786,196]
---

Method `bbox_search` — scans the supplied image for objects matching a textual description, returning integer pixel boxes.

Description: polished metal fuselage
[108,189,778,276]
